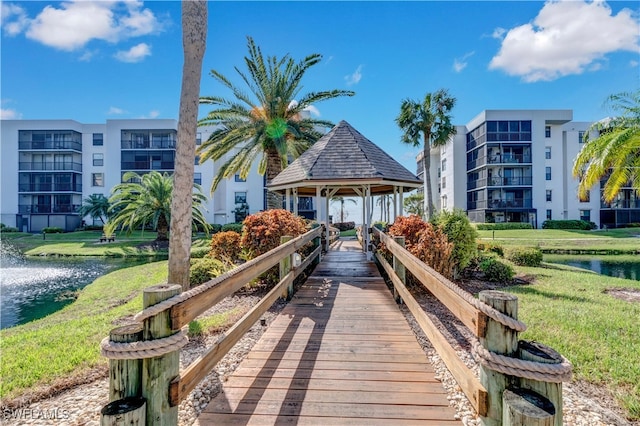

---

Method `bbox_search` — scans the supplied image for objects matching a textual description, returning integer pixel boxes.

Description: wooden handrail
[170,226,322,329]
[372,227,487,337]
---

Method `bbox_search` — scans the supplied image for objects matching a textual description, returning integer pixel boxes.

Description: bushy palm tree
[198,36,355,209]
[403,192,424,217]
[78,194,110,225]
[106,171,209,241]
[573,90,640,203]
[396,89,456,220]
[331,196,357,223]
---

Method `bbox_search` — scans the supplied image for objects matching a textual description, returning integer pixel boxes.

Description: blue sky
[2,0,639,220]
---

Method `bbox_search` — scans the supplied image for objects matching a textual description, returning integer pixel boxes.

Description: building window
[92,173,104,187]
[441,176,446,189]
[545,126,551,138]
[578,131,585,144]
[579,209,591,222]
[235,191,247,204]
[545,147,551,159]
[545,167,552,180]
[442,195,447,209]
[546,190,552,202]
[194,155,200,165]
[234,174,246,182]
[194,172,202,185]
[546,209,552,220]
[580,191,590,202]
[93,153,104,166]
[196,132,202,145]
[93,133,104,146]
[441,159,447,172]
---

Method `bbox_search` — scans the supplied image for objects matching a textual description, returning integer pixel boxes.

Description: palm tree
[403,192,424,217]
[573,90,640,203]
[396,89,456,220]
[106,171,209,242]
[78,194,110,225]
[331,196,356,223]
[169,0,207,290]
[198,36,355,209]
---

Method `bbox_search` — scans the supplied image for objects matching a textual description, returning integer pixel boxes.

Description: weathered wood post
[392,236,405,304]
[101,397,146,426]
[479,290,519,426]
[280,236,293,299]
[142,284,181,425]
[311,223,321,266]
[503,388,555,426]
[108,323,143,401]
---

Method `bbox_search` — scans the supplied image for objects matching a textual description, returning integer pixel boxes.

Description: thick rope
[472,341,572,383]
[101,330,188,360]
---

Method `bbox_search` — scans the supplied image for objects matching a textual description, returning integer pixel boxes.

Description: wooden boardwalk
[196,239,460,425]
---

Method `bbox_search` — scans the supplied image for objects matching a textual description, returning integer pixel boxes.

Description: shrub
[209,231,242,263]
[0,223,19,233]
[475,223,533,230]
[542,220,596,230]
[333,222,355,231]
[505,246,543,267]
[188,320,204,338]
[42,227,64,234]
[221,223,243,233]
[479,257,514,282]
[190,247,209,259]
[410,223,455,279]
[241,209,308,258]
[477,241,504,257]
[388,215,428,250]
[189,257,227,287]
[209,224,223,234]
[431,209,478,272]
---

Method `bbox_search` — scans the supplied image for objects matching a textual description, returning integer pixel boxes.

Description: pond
[544,255,640,281]
[0,241,138,329]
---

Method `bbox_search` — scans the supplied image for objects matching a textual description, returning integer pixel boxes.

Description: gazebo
[267,120,422,257]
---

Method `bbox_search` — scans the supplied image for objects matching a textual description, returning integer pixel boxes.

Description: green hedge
[505,246,543,267]
[542,220,596,230]
[42,227,64,234]
[475,223,533,230]
[221,223,243,233]
[479,257,514,282]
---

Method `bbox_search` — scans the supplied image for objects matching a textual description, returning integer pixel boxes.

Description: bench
[100,233,115,242]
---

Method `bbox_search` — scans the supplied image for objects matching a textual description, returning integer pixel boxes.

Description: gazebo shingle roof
[268,120,421,195]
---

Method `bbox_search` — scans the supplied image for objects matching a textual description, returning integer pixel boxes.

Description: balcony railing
[488,154,531,164]
[121,161,175,170]
[121,140,177,149]
[469,198,533,210]
[601,200,640,209]
[18,204,81,214]
[19,162,82,172]
[19,183,82,193]
[19,141,82,151]
[468,177,533,190]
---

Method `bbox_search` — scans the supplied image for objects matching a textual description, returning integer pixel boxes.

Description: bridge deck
[196,239,460,425]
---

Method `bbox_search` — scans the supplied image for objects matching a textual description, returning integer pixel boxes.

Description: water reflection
[547,256,640,281]
[0,241,119,329]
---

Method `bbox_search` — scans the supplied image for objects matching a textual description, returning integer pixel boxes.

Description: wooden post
[517,341,563,426]
[101,397,146,425]
[108,323,143,401]
[311,223,321,266]
[479,290,519,426]
[392,236,405,304]
[280,236,293,299]
[142,284,181,426]
[503,388,555,426]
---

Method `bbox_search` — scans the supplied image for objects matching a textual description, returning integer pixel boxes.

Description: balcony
[601,200,640,209]
[19,140,82,151]
[18,204,81,214]
[121,139,177,149]
[19,162,82,172]
[488,154,531,164]
[19,183,82,193]
[121,161,175,170]
[468,176,532,190]
[485,198,533,209]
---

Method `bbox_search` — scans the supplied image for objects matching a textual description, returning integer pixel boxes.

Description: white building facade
[419,110,638,229]
[0,119,284,232]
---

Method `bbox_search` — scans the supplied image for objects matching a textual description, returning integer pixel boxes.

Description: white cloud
[7,1,162,52]
[114,43,151,63]
[108,106,126,115]
[489,1,640,82]
[631,60,639,68]
[148,110,160,119]
[2,3,29,36]
[303,105,321,117]
[453,51,475,73]
[344,65,363,86]
[1,108,22,119]
[491,27,506,39]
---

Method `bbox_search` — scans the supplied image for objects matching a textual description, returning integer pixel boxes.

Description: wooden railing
[100,225,323,425]
[371,227,570,426]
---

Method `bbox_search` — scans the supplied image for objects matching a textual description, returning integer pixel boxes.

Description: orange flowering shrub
[209,231,242,263]
[241,209,308,258]
[410,224,455,279]
[387,215,428,250]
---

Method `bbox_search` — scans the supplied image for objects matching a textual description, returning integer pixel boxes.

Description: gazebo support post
[293,188,298,216]
[316,186,322,222]
[393,186,398,224]
[285,188,291,212]
[399,186,404,216]
[365,185,372,260]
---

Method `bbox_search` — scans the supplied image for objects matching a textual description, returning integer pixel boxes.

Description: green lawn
[505,265,640,419]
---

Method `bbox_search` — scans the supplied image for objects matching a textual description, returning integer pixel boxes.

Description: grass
[339,229,357,237]
[477,228,640,252]
[505,264,640,419]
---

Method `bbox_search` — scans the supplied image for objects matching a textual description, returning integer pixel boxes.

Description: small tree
[431,208,478,276]
[403,192,424,218]
[78,194,110,225]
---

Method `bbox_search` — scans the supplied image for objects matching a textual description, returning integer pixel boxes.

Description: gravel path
[3,282,636,425]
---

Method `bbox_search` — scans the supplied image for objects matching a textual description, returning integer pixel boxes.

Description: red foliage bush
[209,231,242,263]
[410,224,455,279]
[387,215,428,250]
[241,209,308,258]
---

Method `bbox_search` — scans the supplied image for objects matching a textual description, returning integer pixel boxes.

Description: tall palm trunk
[423,139,433,221]
[265,147,285,210]
[157,215,169,241]
[169,0,207,290]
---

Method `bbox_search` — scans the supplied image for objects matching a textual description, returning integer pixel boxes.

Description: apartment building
[418,110,638,229]
[0,119,273,232]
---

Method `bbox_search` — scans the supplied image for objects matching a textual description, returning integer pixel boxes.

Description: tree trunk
[265,147,284,210]
[169,0,207,291]
[157,215,169,241]
[423,138,433,221]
